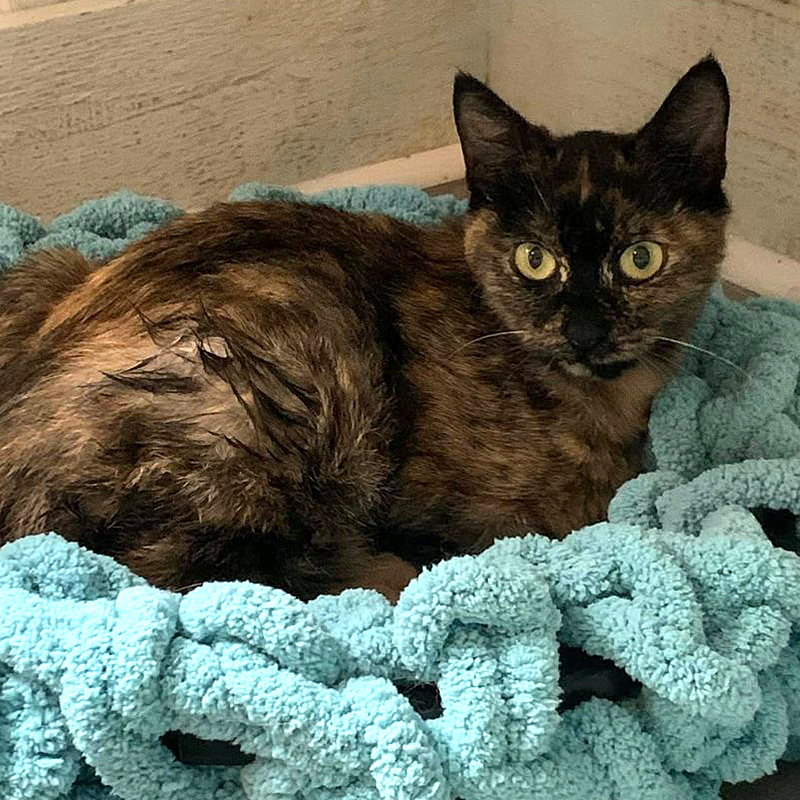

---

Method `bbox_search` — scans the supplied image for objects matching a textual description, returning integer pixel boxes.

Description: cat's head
[454,57,730,379]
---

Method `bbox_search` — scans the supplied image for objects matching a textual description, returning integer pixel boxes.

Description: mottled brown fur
[0,59,730,601]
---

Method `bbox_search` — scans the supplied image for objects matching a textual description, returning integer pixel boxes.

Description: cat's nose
[564,314,610,352]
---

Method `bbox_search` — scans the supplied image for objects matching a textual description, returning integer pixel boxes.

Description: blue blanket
[1,185,799,800]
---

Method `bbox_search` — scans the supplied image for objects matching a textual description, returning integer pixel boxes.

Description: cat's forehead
[528,133,663,250]
[494,131,684,250]
[511,140,622,255]
[548,133,633,208]
[554,193,615,265]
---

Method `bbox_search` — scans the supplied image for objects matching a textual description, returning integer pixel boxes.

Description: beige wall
[0,0,485,217]
[2,0,72,10]
[487,0,800,260]
[2,0,799,264]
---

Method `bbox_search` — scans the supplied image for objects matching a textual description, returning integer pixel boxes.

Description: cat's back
[0,200,438,596]
[0,200,439,402]
[3,201,410,329]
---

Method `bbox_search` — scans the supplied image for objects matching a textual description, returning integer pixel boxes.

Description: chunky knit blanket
[0,185,798,800]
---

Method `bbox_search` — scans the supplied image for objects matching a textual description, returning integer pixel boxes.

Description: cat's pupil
[527,246,544,270]
[632,245,651,269]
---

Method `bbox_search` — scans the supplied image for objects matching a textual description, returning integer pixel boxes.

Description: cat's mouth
[561,359,636,380]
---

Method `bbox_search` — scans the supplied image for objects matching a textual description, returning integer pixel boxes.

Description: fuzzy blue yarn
[0,184,798,800]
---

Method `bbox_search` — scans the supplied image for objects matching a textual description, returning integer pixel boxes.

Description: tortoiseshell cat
[0,58,729,601]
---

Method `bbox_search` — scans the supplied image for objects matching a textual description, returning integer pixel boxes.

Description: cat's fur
[0,58,729,601]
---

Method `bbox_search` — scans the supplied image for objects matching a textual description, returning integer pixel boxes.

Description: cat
[0,57,729,602]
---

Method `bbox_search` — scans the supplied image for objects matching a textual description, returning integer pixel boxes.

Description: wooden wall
[0,0,485,216]
[3,0,799,264]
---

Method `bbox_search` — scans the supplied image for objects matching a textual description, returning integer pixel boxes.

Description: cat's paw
[349,553,419,604]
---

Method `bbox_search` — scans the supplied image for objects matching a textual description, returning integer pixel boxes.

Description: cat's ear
[637,56,730,189]
[453,73,550,207]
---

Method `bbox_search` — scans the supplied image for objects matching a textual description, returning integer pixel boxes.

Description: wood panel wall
[0,0,485,216]
[3,0,799,264]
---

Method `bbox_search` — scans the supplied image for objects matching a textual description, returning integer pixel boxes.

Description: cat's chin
[561,362,594,379]
[560,360,636,380]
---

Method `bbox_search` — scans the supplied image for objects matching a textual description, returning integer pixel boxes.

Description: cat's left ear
[637,56,730,189]
[453,73,551,208]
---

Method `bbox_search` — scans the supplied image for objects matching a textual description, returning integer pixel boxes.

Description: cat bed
[1,185,799,800]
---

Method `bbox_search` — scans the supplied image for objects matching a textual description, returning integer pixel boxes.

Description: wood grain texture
[0,0,485,217]
[0,0,172,26]
[7,0,72,11]
[487,0,800,261]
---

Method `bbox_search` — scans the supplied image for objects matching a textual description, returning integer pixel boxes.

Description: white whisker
[655,336,751,380]
[451,330,527,356]
[531,176,552,216]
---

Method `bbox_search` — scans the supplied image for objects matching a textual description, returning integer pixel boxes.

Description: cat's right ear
[453,73,549,208]
[636,57,730,195]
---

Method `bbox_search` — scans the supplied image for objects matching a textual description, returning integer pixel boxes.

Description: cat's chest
[392,360,653,542]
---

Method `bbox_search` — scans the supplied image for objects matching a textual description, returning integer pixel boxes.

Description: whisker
[451,330,527,356]
[531,176,552,216]
[172,581,204,594]
[655,336,751,380]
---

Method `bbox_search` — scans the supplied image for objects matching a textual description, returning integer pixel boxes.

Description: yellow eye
[619,241,664,280]
[514,243,557,280]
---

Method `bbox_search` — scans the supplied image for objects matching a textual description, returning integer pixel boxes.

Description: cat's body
[0,59,730,600]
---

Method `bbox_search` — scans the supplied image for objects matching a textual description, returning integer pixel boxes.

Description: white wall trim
[294,144,465,194]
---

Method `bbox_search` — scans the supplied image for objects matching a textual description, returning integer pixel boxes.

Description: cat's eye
[619,242,664,280]
[514,243,557,281]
